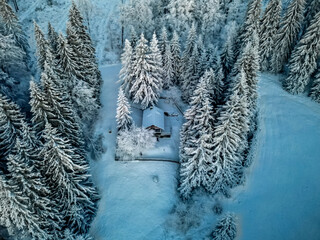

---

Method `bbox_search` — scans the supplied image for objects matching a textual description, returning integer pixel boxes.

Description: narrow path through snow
[225,74,320,240]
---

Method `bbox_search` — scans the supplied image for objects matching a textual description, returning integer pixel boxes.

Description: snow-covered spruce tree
[0,94,24,161]
[301,0,320,37]
[271,0,306,73]
[170,31,182,85]
[34,21,49,71]
[181,23,197,74]
[0,0,28,52]
[48,22,59,52]
[130,33,162,109]
[202,68,224,107]
[259,0,281,71]
[284,11,320,94]
[211,213,237,240]
[236,0,261,58]
[209,69,250,196]
[129,26,138,48]
[6,139,62,239]
[197,35,207,78]
[181,44,201,102]
[159,26,169,60]
[221,21,238,78]
[67,2,102,105]
[40,123,97,235]
[163,38,174,89]
[0,174,48,239]
[116,87,133,131]
[310,70,320,103]
[179,77,215,199]
[119,39,134,98]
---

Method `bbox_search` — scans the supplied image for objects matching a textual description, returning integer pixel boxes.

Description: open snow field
[91,66,320,240]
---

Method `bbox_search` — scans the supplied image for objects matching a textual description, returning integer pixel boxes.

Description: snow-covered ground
[91,66,320,240]
[224,73,320,240]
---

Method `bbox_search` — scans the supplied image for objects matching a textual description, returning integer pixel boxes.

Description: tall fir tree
[202,68,224,107]
[130,33,162,109]
[182,23,197,74]
[48,22,59,52]
[0,0,28,52]
[284,11,320,94]
[259,0,281,71]
[116,87,133,131]
[34,21,49,71]
[119,39,134,98]
[159,26,169,60]
[301,0,320,37]
[163,38,174,89]
[271,0,306,73]
[211,213,237,240]
[170,31,182,85]
[129,26,138,48]
[179,77,215,199]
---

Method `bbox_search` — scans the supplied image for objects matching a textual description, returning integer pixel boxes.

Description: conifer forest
[0,0,319,239]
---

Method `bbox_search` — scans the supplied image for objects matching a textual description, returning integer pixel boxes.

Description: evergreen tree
[211,213,237,240]
[119,39,134,97]
[163,38,174,89]
[6,139,62,239]
[0,94,24,161]
[310,69,320,103]
[34,21,49,71]
[284,11,320,94]
[170,31,182,85]
[259,0,281,71]
[0,0,28,52]
[301,0,320,37]
[0,174,48,239]
[182,23,197,73]
[197,35,207,78]
[130,34,162,109]
[271,0,306,73]
[209,68,250,195]
[221,21,238,78]
[202,68,224,107]
[116,87,133,131]
[48,22,59,52]
[236,0,261,57]
[40,123,97,235]
[179,78,215,199]
[181,44,201,102]
[159,26,169,59]
[129,26,138,48]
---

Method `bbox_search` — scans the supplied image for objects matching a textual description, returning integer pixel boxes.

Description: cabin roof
[142,106,165,130]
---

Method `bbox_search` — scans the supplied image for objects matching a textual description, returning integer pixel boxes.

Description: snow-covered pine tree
[236,0,261,58]
[67,1,102,103]
[271,0,306,73]
[181,23,197,73]
[310,69,320,103]
[202,68,224,107]
[179,77,215,199]
[284,11,320,94]
[119,39,134,98]
[34,21,49,71]
[259,0,281,71]
[129,26,138,48]
[0,0,28,52]
[163,38,174,89]
[130,33,162,109]
[211,213,237,240]
[221,21,238,78]
[116,87,133,131]
[209,69,250,196]
[6,139,62,239]
[0,94,24,160]
[40,123,97,235]
[170,31,182,85]
[197,35,207,78]
[0,174,48,239]
[301,0,320,37]
[48,22,59,52]
[181,43,201,102]
[159,26,169,60]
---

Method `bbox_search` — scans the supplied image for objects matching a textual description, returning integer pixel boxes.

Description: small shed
[142,106,165,134]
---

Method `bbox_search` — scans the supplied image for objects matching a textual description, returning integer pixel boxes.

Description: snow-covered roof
[142,106,165,130]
